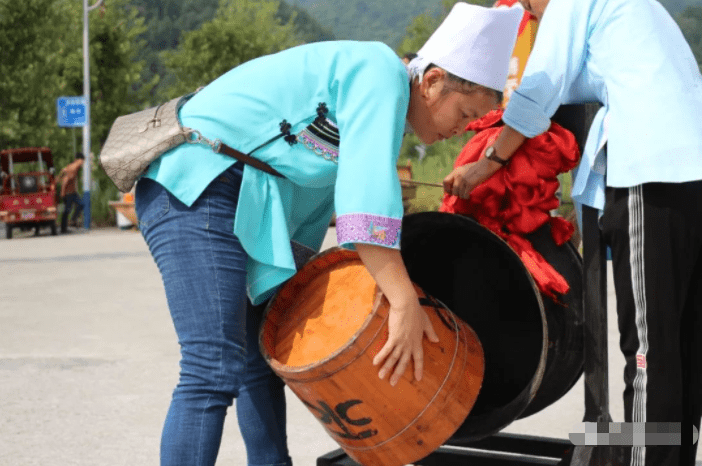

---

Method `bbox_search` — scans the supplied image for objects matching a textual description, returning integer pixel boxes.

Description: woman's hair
[403,52,418,62]
[409,63,503,103]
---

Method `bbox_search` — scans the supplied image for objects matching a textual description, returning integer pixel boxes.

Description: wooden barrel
[259,247,485,466]
[400,212,583,444]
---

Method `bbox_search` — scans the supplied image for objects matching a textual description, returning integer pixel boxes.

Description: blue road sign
[57,96,87,127]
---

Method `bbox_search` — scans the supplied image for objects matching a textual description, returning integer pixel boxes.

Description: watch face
[486,146,506,165]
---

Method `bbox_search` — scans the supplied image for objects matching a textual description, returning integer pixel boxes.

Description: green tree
[0,0,153,224]
[396,12,438,58]
[660,0,702,16]
[677,5,702,72]
[59,0,155,224]
[278,1,334,44]
[290,0,443,47]
[130,0,220,101]
[131,0,333,102]
[0,0,67,149]
[396,0,492,58]
[59,0,155,148]
[161,0,302,97]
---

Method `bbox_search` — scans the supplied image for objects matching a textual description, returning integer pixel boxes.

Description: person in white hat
[130,4,520,465]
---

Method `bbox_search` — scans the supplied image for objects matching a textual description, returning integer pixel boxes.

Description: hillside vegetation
[131,0,334,99]
[288,0,699,46]
[2,0,701,223]
[133,0,702,97]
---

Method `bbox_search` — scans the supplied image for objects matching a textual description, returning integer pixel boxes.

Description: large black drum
[400,211,583,444]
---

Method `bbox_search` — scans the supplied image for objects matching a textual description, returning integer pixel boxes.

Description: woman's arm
[443,124,527,198]
[444,0,597,200]
[355,243,439,386]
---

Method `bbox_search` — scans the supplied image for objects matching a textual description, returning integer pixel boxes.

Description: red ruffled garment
[440,109,580,300]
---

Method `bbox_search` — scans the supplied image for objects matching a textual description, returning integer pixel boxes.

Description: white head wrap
[408,2,523,92]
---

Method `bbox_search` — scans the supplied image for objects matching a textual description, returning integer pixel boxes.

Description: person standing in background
[57,152,85,233]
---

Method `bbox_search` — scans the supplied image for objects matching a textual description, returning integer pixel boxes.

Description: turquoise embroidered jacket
[144,41,410,304]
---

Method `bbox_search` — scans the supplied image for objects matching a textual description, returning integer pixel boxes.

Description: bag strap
[218,142,285,178]
[179,90,290,179]
[185,129,286,178]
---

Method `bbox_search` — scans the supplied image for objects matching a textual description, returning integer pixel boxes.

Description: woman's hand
[443,158,500,199]
[355,244,439,386]
[374,291,438,386]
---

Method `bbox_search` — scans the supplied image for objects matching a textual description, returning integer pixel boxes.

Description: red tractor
[0,147,59,239]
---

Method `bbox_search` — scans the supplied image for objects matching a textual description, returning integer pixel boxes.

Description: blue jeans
[61,192,84,232]
[135,164,291,466]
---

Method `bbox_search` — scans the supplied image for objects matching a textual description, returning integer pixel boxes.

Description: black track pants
[601,181,702,466]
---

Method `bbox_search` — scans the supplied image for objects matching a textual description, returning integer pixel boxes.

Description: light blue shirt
[144,41,409,304]
[503,0,702,210]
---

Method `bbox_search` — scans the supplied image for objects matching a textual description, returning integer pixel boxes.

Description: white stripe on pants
[629,185,648,466]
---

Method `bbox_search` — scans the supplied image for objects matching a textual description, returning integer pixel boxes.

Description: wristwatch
[484,146,509,166]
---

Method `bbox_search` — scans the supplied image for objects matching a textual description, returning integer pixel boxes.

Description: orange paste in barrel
[275,263,376,367]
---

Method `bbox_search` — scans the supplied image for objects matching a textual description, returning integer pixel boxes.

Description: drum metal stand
[317,433,572,465]
[561,206,618,466]
[316,206,614,466]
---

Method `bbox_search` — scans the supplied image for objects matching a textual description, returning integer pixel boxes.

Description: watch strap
[485,146,509,166]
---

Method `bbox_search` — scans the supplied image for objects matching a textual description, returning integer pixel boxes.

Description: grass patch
[398,132,473,213]
[557,172,574,218]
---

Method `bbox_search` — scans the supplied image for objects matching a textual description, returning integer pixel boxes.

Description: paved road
[1,225,699,465]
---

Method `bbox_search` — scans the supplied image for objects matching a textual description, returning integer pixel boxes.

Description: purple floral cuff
[336,213,402,248]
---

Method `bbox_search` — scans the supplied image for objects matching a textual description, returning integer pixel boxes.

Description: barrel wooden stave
[260,248,485,466]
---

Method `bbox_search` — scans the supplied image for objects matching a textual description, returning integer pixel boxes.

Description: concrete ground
[1,224,699,465]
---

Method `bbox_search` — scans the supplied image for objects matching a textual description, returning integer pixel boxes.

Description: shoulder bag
[99,92,285,193]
